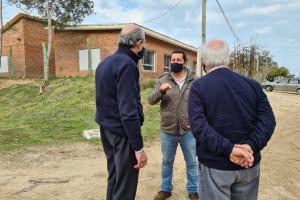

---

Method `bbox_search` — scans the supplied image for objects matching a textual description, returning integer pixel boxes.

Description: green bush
[140,76,157,90]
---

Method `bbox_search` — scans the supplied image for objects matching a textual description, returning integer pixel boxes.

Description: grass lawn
[0,77,160,151]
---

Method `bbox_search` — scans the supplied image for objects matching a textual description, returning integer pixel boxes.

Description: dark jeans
[100,127,139,200]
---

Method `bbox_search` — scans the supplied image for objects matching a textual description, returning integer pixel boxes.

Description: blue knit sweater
[188,68,276,170]
[95,46,144,151]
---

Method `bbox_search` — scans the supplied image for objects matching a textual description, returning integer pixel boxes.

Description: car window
[288,79,298,84]
[278,79,289,84]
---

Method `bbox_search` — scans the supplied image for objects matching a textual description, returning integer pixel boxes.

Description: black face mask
[138,47,145,60]
[171,63,184,73]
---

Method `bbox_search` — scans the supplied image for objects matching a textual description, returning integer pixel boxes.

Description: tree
[287,74,295,78]
[8,0,95,82]
[267,66,290,81]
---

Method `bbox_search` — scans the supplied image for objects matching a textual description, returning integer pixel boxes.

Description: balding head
[121,24,139,35]
[201,38,230,67]
[118,24,145,49]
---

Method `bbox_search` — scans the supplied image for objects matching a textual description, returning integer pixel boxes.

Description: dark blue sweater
[95,46,144,151]
[188,68,276,170]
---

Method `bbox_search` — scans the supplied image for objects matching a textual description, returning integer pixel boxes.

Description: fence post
[9,46,13,77]
[42,42,47,75]
[87,38,92,77]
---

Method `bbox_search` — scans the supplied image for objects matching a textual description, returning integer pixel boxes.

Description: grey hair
[118,26,145,48]
[201,38,230,67]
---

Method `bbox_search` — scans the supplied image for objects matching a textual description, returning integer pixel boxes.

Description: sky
[3,0,300,77]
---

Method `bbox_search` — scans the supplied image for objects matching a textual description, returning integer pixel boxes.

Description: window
[277,79,289,84]
[79,48,100,71]
[289,79,298,84]
[0,56,8,73]
[186,60,192,71]
[143,49,156,71]
[193,61,197,73]
[164,54,171,72]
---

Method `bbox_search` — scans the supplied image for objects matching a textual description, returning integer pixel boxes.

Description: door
[275,78,289,90]
[287,79,299,91]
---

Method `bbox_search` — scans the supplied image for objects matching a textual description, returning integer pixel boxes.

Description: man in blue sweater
[188,38,276,200]
[95,24,148,200]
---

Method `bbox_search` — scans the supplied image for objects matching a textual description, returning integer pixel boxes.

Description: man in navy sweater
[188,38,276,200]
[95,24,148,200]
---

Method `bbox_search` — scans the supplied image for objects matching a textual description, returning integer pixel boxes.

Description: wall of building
[0,17,56,78]
[1,15,197,79]
[1,18,26,77]
[54,30,119,77]
[54,29,197,79]
[23,18,55,77]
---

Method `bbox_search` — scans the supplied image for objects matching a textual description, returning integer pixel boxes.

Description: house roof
[4,11,197,52]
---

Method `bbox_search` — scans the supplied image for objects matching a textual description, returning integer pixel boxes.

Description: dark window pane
[164,54,171,72]
[289,79,298,84]
[193,61,197,72]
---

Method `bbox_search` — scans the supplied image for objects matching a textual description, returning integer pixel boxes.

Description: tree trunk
[0,0,3,69]
[44,14,52,82]
[44,0,57,83]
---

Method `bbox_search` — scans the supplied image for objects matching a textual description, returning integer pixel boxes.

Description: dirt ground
[0,79,34,90]
[0,91,300,200]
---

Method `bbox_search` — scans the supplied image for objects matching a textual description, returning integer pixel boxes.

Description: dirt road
[0,91,299,200]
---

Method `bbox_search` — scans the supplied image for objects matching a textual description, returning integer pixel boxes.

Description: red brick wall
[54,30,197,79]
[23,18,55,77]
[1,18,26,77]
[0,17,56,78]
[54,30,119,77]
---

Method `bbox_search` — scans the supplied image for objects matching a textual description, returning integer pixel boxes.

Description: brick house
[0,11,199,79]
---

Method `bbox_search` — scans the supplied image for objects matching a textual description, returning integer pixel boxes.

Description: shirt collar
[208,65,227,73]
[171,69,187,83]
[117,45,139,64]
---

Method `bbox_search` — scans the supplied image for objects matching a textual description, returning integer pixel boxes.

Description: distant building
[0,11,198,79]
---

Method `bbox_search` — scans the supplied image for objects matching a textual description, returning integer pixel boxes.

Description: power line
[135,0,184,24]
[215,0,241,46]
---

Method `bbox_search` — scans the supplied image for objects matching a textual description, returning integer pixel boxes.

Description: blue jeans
[160,131,198,194]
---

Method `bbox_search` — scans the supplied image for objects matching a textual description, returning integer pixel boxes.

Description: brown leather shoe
[154,191,172,200]
[188,193,200,200]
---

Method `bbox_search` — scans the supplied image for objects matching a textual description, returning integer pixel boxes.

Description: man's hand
[160,83,172,93]
[134,151,148,169]
[230,147,254,168]
[235,144,253,155]
[187,126,190,129]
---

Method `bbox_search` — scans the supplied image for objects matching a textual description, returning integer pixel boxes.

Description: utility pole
[257,52,259,82]
[202,0,206,76]
[197,0,206,77]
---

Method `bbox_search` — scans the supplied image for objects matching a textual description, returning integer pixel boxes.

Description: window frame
[164,54,171,73]
[288,79,299,84]
[277,78,289,84]
[142,49,156,71]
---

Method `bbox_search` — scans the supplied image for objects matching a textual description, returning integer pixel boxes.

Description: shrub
[139,75,157,90]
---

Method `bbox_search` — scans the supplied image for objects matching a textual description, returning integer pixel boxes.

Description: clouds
[255,27,272,35]
[242,5,281,15]
[236,22,246,28]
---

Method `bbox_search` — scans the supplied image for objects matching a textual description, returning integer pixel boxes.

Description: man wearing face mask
[95,24,148,200]
[148,50,199,200]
